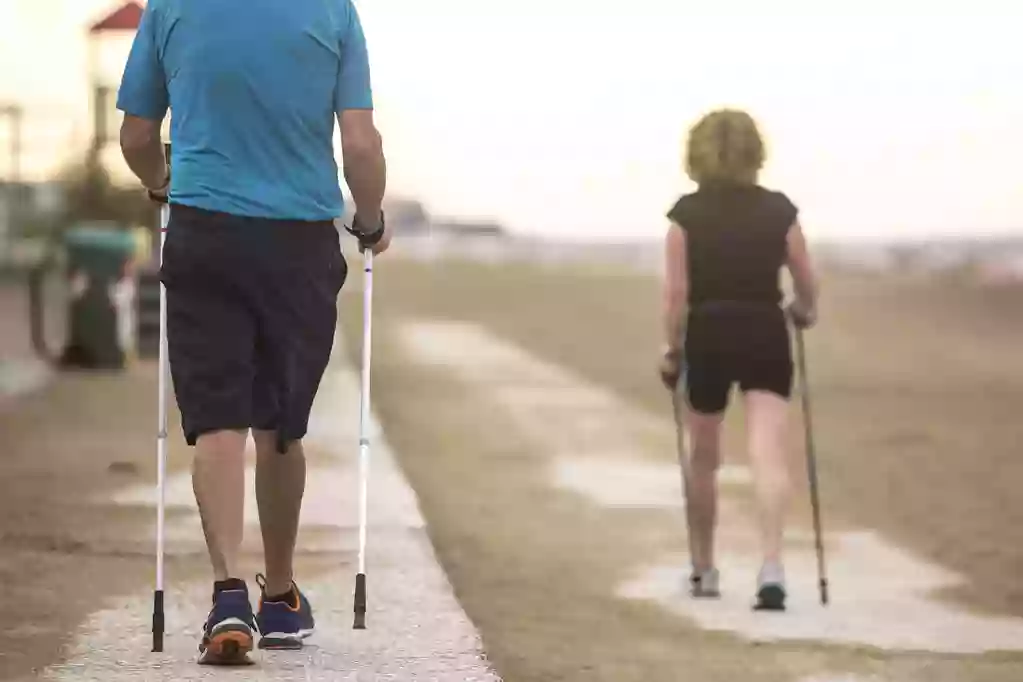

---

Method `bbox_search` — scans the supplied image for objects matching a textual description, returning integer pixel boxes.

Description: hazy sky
[1,0,1020,241]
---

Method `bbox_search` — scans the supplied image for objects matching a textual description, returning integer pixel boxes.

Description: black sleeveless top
[666,183,797,308]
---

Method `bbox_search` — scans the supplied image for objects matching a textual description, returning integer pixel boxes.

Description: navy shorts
[160,204,347,452]
[683,303,793,414]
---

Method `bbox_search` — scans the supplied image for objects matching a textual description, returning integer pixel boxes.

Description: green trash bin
[59,222,138,370]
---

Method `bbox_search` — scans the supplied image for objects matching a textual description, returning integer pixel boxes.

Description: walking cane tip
[353,572,367,629]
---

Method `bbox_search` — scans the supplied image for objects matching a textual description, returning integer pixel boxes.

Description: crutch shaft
[354,248,373,629]
[796,328,829,605]
[357,251,373,574]
[153,204,170,651]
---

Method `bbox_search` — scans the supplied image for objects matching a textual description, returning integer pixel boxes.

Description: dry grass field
[339,252,1023,682]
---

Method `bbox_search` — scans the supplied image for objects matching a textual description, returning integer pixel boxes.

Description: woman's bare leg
[680,407,724,575]
[743,390,792,595]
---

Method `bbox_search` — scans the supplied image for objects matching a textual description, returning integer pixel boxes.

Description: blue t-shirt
[116,0,373,221]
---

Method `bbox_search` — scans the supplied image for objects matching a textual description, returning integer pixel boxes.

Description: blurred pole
[11,106,22,238]
[1,104,24,262]
[28,262,49,362]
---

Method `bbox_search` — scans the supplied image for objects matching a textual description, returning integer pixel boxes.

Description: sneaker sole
[198,625,254,665]
[753,584,787,611]
[258,632,304,650]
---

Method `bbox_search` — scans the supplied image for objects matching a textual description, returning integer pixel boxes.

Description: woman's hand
[658,346,684,391]
[786,301,817,329]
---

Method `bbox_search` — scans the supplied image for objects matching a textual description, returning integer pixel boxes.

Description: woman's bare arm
[663,221,688,351]
[785,219,818,315]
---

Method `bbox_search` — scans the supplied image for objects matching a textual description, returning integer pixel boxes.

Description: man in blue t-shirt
[116,0,390,665]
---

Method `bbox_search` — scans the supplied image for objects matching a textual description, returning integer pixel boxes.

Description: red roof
[89,1,145,33]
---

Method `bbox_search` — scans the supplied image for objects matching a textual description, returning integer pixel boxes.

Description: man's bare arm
[120,115,168,190]
[339,110,385,230]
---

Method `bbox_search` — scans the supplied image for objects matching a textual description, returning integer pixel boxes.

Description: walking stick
[794,326,829,605]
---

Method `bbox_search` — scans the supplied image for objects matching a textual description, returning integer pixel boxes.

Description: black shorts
[682,303,793,414]
[159,204,347,452]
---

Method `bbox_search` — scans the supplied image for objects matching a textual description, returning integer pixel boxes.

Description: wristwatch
[147,142,172,204]
[346,212,385,247]
[147,177,170,204]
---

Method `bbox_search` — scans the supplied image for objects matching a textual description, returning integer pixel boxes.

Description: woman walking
[658,108,818,610]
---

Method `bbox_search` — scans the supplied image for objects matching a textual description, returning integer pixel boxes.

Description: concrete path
[39,333,499,681]
[399,319,1023,656]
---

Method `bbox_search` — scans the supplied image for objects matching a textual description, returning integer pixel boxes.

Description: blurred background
[0,2,1021,681]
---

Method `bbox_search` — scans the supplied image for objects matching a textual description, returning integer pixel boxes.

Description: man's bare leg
[253,430,306,597]
[192,430,249,581]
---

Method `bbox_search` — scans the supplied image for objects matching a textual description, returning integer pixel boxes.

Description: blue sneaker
[255,573,315,650]
[198,583,256,665]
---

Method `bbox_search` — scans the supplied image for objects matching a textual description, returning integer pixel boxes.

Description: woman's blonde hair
[684,108,765,186]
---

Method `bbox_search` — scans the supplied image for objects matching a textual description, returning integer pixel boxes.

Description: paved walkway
[399,319,1023,656]
[39,333,500,681]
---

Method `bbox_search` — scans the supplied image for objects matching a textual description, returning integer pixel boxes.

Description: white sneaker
[689,567,720,598]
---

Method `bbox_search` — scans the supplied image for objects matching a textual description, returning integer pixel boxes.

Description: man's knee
[252,429,303,456]
[195,429,248,450]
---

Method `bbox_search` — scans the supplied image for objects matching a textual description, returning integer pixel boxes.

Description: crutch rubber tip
[152,590,165,652]
[820,579,829,606]
[353,574,367,629]
[353,572,367,629]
